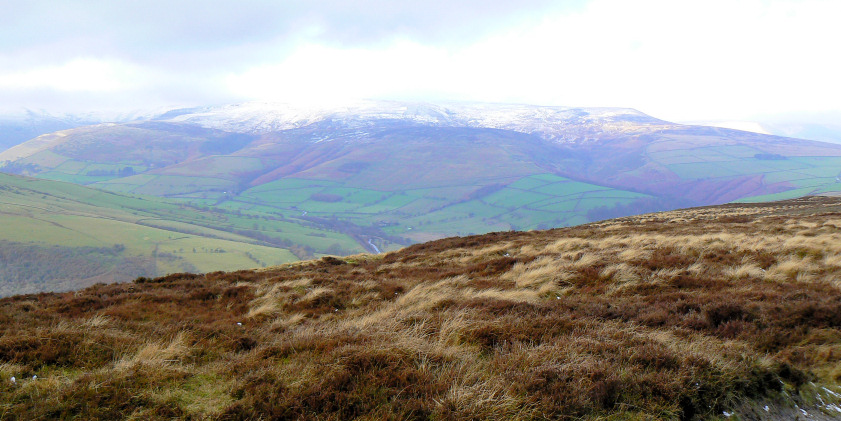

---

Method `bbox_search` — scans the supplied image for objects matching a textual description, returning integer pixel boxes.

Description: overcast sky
[1,0,839,122]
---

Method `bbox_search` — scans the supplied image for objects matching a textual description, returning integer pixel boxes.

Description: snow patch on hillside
[163,100,663,143]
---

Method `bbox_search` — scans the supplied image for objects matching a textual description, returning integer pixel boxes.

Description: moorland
[2,196,841,419]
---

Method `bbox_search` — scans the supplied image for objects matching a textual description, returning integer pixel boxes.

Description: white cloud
[0,58,143,92]
[224,0,841,121]
[225,41,444,104]
[2,0,840,121]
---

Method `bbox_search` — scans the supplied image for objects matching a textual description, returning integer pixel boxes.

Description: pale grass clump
[246,299,281,320]
[609,232,723,256]
[823,219,841,229]
[51,319,79,334]
[651,267,683,281]
[822,253,841,268]
[456,252,492,265]
[570,253,601,269]
[602,263,644,295]
[618,247,651,262]
[293,311,426,357]
[269,312,306,331]
[388,324,439,352]
[0,362,25,378]
[440,377,533,419]
[437,311,474,347]
[795,271,820,283]
[397,276,460,305]
[535,280,562,296]
[391,275,549,314]
[81,314,110,328]
[689,233,736,250]
[783,219,821,233]
[502,257,572,288]
[585,237,629,252]
[516,243,542,256]
[246,284,283,319]
[730,234,783,253]
[645,328,773,373]
[337,306,401,332]
[496,325,635,370]
[338,272,556,335]
[723,262,766,280]
[783,234,840,254]
[471,241,517,258]
[385,277,466,314]
[434,248,473,264]
[15,374,67,396]
[543,237,593,254]
[594,221,632,231]
[348,291,381,308]
[247,277,323,319]
[600,263,641,284]
[469,287,541,304]
[282,277,313,289]
[296,286,333,305]
[765,256,819,282]
[544,319,766,379]
[115,332,191,370]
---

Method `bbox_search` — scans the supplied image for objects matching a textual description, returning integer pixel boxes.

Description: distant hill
[690,118,841,145]
[0,172,366,296]
[0,113,83,152]
[2,196,841,418]
[2,100,841,244]
[0,109,163,153]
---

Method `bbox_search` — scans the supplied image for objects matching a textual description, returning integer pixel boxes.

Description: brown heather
[3,197,841,419]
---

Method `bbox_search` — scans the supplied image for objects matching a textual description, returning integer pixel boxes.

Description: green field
[645,136,841,187]
[0,173,368,296]
[213,174,657,242]
[4,118,841,275]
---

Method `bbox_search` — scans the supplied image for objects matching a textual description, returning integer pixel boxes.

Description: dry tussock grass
[0,362,24,379]
[115,332,191,370]
[3,196,841,419]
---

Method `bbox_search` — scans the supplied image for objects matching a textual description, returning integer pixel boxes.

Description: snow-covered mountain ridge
[162,100,667,143]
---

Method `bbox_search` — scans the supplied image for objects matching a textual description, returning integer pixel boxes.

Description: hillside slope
[0,173,364,296]
[4,101,841,243]
[2,197,841,418]
[0,109,164,153]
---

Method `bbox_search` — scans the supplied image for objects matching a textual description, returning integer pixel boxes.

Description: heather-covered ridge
[3,197,841,419]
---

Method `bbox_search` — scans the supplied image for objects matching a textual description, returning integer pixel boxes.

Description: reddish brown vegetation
[2,196,841,419]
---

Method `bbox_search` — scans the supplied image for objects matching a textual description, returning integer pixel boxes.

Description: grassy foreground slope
[3,197,841,418]
[0,173,364,296]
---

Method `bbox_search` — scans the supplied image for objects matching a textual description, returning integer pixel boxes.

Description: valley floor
[3,197,841,419]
